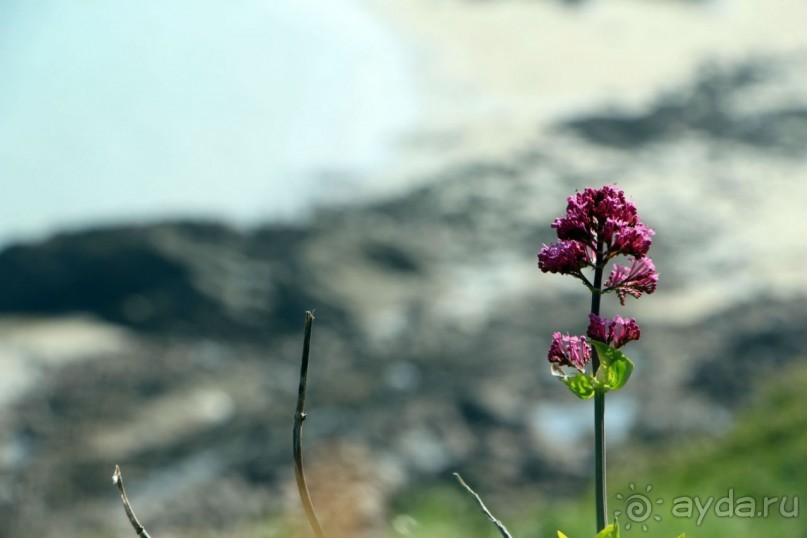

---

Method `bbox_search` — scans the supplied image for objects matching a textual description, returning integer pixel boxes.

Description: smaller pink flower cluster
[548,333,591,372]
[536,240,592,276]
[587,314,640,349]
[604,257,658,305]
[549,315,641,372]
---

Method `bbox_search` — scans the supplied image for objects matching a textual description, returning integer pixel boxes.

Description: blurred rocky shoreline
[1,52,807,537]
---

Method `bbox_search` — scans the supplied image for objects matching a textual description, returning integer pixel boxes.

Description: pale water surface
[2,0,806,248]
[0,0,418,246]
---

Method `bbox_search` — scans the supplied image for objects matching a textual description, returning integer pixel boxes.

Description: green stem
[594,391,606,532]
[591,246,607,533]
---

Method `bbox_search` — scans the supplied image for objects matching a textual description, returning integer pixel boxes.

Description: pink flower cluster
[587,314,641,349]
[536,240,593,275]
[548,332,592,372]
[604,257,658,305]
[537,185,658,302]
[549,184,654,259]
[538,185,655,275]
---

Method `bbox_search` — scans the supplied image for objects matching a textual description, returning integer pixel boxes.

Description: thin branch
[112,465,153,538]
[453,472,514,538]
[293,311,326,538]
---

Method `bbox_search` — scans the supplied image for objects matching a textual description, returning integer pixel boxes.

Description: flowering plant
[538,185,658,533]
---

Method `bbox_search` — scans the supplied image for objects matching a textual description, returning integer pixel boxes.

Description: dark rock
[0,228,207,329]
[0,222,348,338]
[561,58,807,154]
[687,297,807,406]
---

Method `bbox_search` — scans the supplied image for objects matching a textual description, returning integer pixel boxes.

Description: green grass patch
[388,360,806,537]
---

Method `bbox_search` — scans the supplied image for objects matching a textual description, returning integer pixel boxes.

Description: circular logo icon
[614,483,664,532]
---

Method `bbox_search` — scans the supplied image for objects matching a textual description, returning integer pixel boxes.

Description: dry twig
[293,311,327,538]
[453,472,514,538]
[113,465,153,538]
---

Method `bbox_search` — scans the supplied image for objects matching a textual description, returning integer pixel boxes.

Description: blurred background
[1,0,806,536]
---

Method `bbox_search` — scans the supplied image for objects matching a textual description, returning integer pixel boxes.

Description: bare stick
[453,472,514,538]
[112,465,153,538]
[293,311,326,538]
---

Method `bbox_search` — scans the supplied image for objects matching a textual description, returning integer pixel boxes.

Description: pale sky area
[0,0,418,246]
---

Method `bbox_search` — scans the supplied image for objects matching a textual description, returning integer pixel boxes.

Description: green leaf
[599,355,634,391]
[560,373,596,399]
[591,341,620,367]
[676,534,686,538]
[591,341,634,391]
[594,518,620,538]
